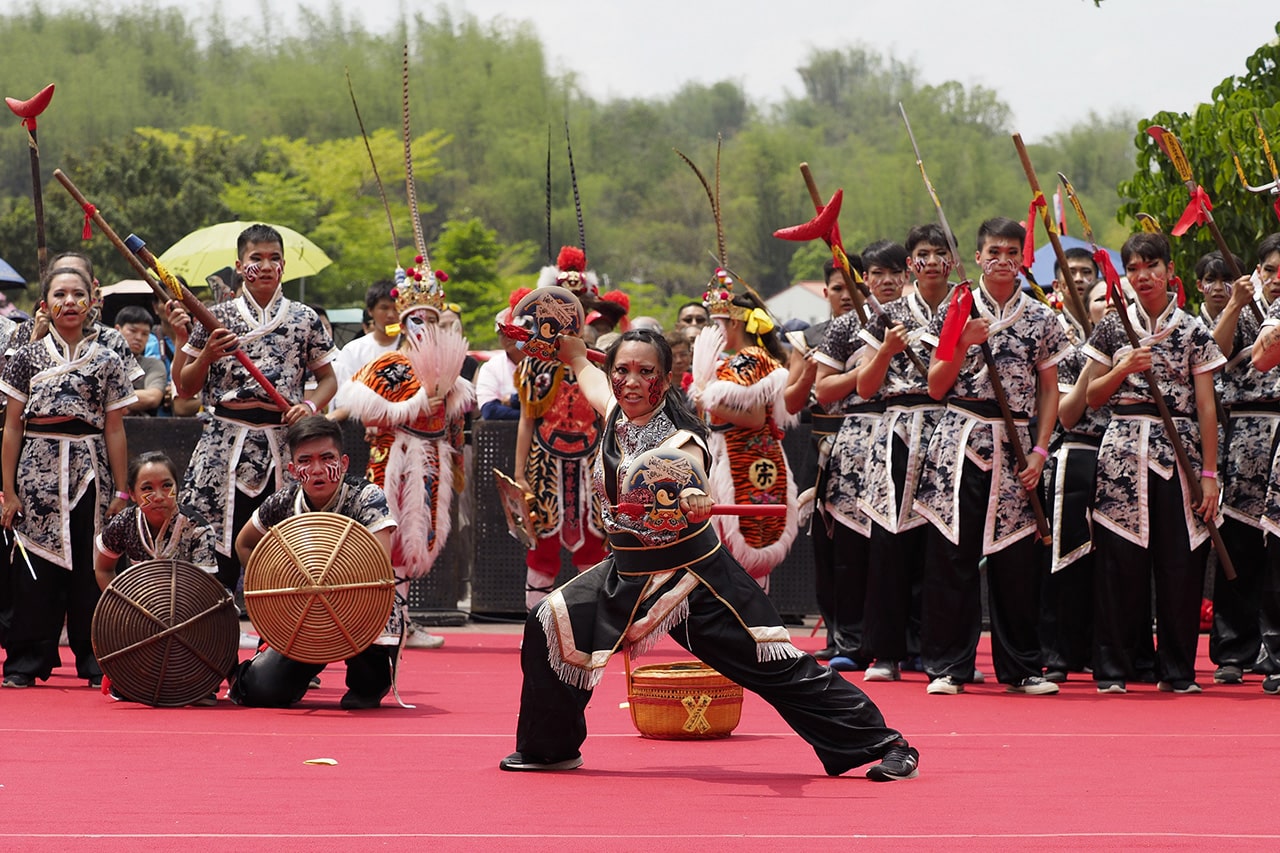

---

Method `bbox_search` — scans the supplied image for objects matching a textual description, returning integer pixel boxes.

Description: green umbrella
[156,221,332,288]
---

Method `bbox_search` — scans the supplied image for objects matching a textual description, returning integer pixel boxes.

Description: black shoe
[813,647,837,661]
[1157,680,1202,694]
[339,689,389,710]
[499,751,583,772]
[308,675,322,690]
[1043,669,1067,684]
[866,740,919,782]
[2,673,34,689]
[1263,675,1280,695]
[87,675,103,689]
[1213,665,1244,685]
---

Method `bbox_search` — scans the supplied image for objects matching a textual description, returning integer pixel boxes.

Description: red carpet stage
[2,631,1277,851]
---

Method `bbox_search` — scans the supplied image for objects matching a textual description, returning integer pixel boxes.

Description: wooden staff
[1147,125,1263,323]
[1059,171,1234,579]
[53,168,294,412]
[615,503,787,517]
[1011,134,1092,337]
[899,103,1051,543]
[797,162,930,378]
[5,84,55,278]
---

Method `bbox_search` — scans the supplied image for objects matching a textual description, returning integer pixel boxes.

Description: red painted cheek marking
[611,375,626,400]
[646,376,663,406]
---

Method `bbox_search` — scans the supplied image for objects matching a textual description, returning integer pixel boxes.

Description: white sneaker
[864,661,901,682]
[972,668,986,683]
[239,631,261,650]
[926,675,963,695]
[405,627,445,649]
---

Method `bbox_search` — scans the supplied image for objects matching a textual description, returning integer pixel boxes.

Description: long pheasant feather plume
[545,124,553,265]
[401,43,430,270]
[565,119,586,256]
[714,133,726,267]
[346,67,400,268]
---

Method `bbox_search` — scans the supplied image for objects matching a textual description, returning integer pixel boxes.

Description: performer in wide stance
[501,328,918,782]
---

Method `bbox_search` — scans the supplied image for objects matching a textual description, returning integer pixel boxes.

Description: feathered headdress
[394,43,448,318]
[676,135,749,320]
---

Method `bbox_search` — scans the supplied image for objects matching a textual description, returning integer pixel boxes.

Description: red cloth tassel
[1024,192,1046,264]
[81,204,96,239]
[1171,185,1213,236]
[935,284,974,362]
[1171,275,1186,308]
[1093,249,1123,305]
[1273,197,1280,224]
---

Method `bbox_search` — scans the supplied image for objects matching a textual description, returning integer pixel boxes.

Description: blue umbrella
[1026,234,1121,288]
[0,256,27,288]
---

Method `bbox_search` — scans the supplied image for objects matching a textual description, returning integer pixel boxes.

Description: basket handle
[623,646,633,693]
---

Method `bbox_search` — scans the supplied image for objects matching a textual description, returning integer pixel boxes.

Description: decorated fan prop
[512,285,585,361]
[91,559,239,707]
[494,467,538,549]
[244,512,395,664]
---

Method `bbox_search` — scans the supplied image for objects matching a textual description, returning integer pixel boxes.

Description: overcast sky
[31,0,1280,142]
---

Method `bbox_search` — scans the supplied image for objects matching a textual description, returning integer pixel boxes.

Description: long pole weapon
[1147,124,1263,323]
[5,84,55,279]
[1229,112,1280,223]
[53,169,294,412]
[791,163,929,378]
[345,67,400,269]
[1057,171,1236,580]
[899,102,1051,544]
[1011,134,1092,337]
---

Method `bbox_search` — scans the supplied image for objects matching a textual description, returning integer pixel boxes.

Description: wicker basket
[244,512,394,664]
[625,655,744,739]
[91,559,239,707]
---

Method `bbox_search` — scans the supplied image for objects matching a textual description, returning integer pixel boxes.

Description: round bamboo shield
[91,559,239,707]
[244,512,395,664]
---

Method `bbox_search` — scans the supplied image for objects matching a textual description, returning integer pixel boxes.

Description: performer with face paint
[1,266,136,689]
[693,272,799,593]
[169,224,337,599]
[514,246,609,611]
[94,452,217,588]
[335,259,474,649]
[912,217,1071,697]
[502,329,919,781]
[228,416,399,709]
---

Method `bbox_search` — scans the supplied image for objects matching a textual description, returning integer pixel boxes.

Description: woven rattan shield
[91,559,239,707]
[244,512,394,664]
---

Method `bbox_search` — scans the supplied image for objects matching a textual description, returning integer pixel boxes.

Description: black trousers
[2,492,101,681]
[229,644,395,708]
[812,521,869,660]
[1092,472,1207,684]
[215,487,272,594]
[514,582,903,776]
[1039,452,1095,673]
[921,459,1044,684]
[1252,537,1280,675]
[864,430,925,663]
[1210,517,1264,669]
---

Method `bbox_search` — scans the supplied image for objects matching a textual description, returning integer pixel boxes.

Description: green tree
[1118,23,1280,278]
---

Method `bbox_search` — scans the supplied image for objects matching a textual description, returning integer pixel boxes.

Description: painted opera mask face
[610,340,669,423]
[400,307,440,349]
[132,460,180,528]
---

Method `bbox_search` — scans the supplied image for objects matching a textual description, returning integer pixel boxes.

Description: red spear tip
[5,83,56,120]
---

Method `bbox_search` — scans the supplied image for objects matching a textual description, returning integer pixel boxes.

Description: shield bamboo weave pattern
[244,512,395,664]
[91,559,239,707]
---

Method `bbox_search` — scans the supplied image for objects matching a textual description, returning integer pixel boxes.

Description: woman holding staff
[1,265,135,689]
[502,328,918,782]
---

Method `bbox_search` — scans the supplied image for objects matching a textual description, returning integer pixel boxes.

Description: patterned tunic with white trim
[913,283,1070,553]
[857,291,948,534]
[1082,302,1225,548]
[813,311,876,535]
[180,291,336,556]
[1249,298,1280,537]
[0,331,137,567]
[1205,306,1280,530]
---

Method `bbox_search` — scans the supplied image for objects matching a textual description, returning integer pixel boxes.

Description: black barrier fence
[122,417,821,624]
